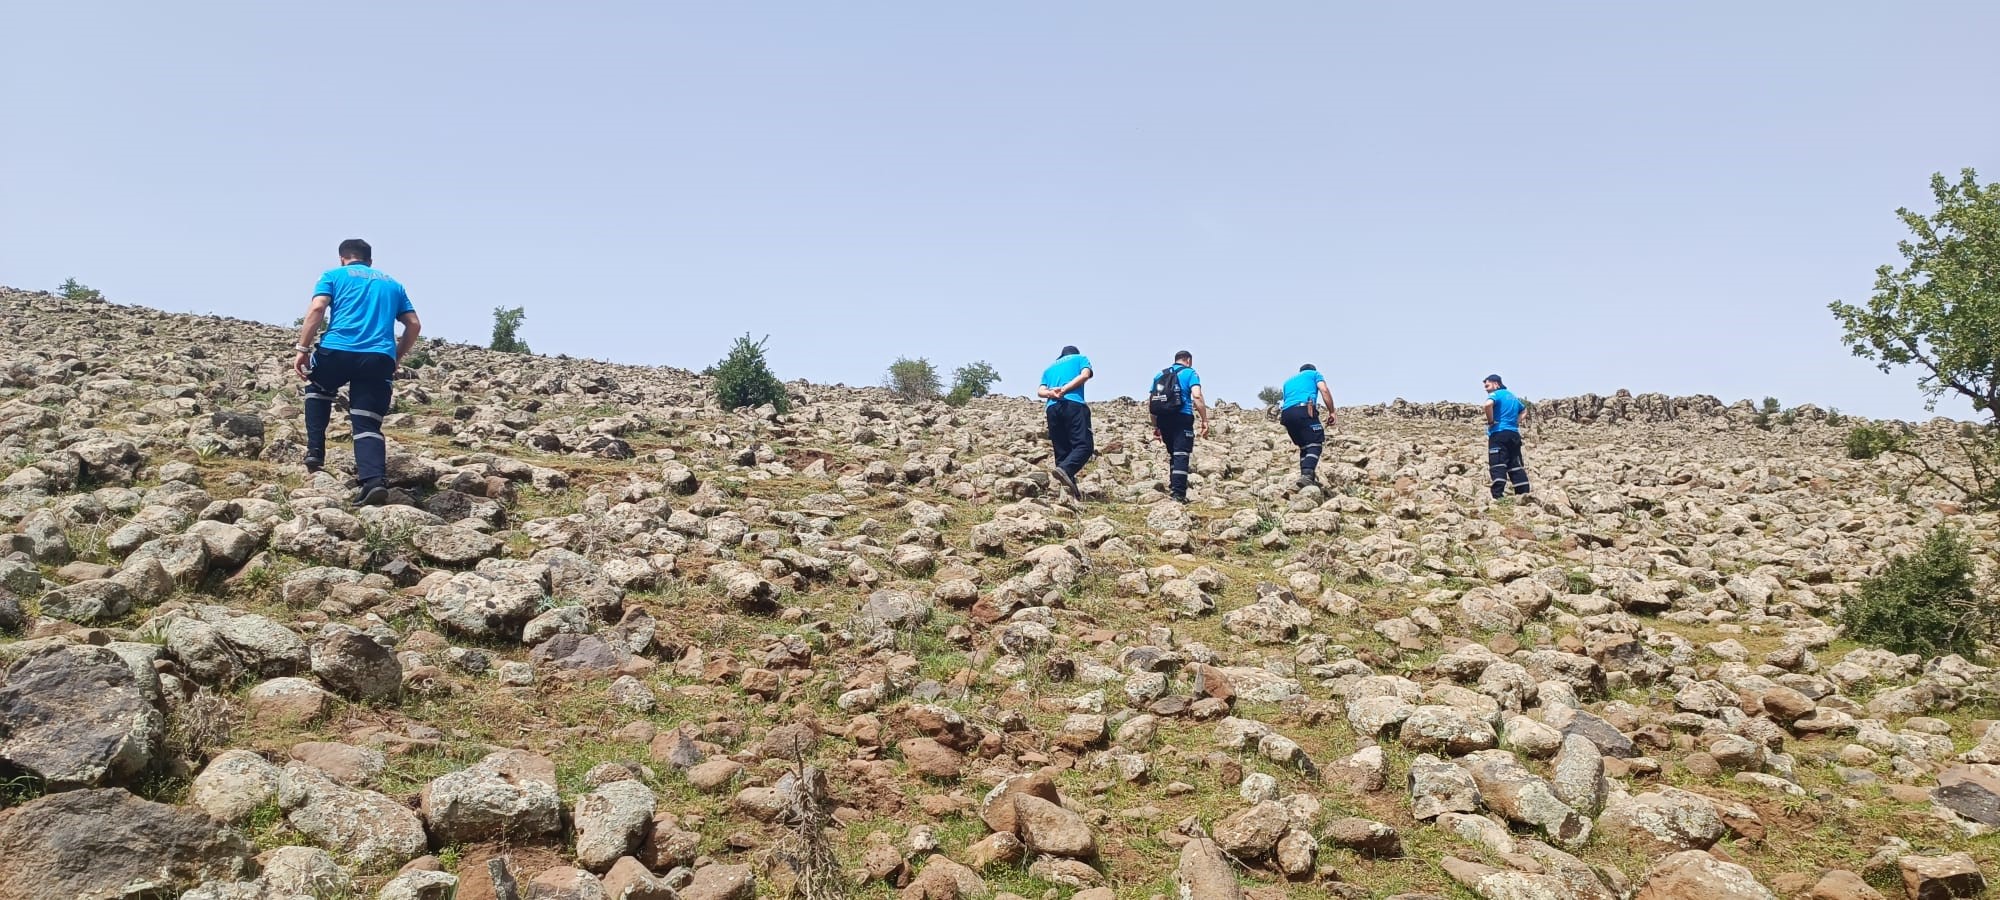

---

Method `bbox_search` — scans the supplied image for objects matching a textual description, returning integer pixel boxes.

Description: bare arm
[293,295,331,379]
[1191,384,1208,436]
[1483,398,1496,426]
[1318,382,1336,425]
[1060,367,1093,396]
[395,311,423,360]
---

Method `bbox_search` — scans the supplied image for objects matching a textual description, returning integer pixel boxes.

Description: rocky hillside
[1,285,1997,900]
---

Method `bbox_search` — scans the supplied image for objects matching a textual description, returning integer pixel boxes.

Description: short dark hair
[1059,345,1080,357]
[1174,350,1193,363]
[338,239,372,264]
[1300,363,1316,372]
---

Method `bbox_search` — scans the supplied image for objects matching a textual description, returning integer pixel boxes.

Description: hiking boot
[353,482,389,507]
[1051,467,1080,499]
[1295,472,1318,489]
[1170,493,1189,504]
[303,453,324,474]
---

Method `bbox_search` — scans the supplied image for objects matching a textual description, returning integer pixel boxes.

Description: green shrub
[490,306,530,354]
[1257,386,1283,410]
[1840,527,1993,655]
[945,361,1001,406]
[401,338,437,369]
[712,333,789,412]
[885,357,942,402]
[1826,407,1846,426]
[57,278,102,303]
[1754,396,1781,430]
[1847,423,1901,460]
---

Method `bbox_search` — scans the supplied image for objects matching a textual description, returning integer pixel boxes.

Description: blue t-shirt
[313,264,414,356]
[1041,354,1091,406]
[1488,388,1525,434]
[1282,370,1326,410]
[1161,364,1200,415]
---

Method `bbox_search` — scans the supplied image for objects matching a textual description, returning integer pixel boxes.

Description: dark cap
[1060,345,1080,357]
[1484,374,1504,387]
[1300,363,1316,372]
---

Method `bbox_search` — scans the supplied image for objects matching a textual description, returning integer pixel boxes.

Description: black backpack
[1148,365,1185,418]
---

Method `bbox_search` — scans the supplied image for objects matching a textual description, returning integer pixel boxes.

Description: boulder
[0,644,162,789]
[1634,850,1776,900]
[575,779,658,872]
[277,762,428,869]
[0,789,251,900]
[1012,794,1096,859]
[1175,837,1243,900]
[189,749,284,823]
[310,630,403,702]
[1900,853,1985,900]
[420,749,564,844]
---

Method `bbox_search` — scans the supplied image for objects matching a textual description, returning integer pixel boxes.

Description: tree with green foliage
[945,361,1001,406]
[1846,423,1902,460]
[57,278,102,303]
[712,333,789,412]
[1839,526,1994,655]
[885,357,942,402]
[1257,386,1284,410]
[490,306,531,353]
[1831,169,2000,504]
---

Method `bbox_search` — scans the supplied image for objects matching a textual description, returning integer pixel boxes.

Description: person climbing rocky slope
[0,285,1995,900]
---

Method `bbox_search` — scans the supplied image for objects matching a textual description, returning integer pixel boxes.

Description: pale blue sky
[5,3,1996,420]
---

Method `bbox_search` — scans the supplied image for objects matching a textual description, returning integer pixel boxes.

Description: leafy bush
[945,361,1001,406]
[490,306,530,354]
[712,333,789,412]
[401,338,437,369]
[1840,527,1993,655]
[885,357,942,402]
[1847,423,1902,460]
[57,278,103,303]
[1826,407,1846,426]
[1257,386,1284,410]
[1753,396,1782,430]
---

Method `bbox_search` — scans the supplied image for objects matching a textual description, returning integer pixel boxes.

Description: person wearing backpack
[1148,350,1207,503]
[1037,345,1095,498]
[1279,363,1336,488]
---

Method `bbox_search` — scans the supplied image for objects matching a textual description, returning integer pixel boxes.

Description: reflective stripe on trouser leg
[1301,442,1321,474]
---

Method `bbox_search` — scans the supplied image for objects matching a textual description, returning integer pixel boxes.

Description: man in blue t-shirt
[1279,364,1336,488]
[1483,374,1531,499]
[292,239,422,506]
[1149,350,1208,503]
[1037,345,1094,498]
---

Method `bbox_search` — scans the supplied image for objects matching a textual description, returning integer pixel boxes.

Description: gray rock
[1460,749,1589,847]
[0,788,251,900]
[0,644,162,789]
[575,779,658,872]
[38,578,133,623]
[1550,733,1606,816]
[1213,800,1291,859]
[424,571,541,640]
[1598,788,1725,854]
[310,629,403,702]
[420,749,563,844]
[1175,837,1243,900]
[1634,850,1776,900]
[1408,753,1481,820]
[1401,705,1498,756]
[277,762,428,869]
[257,845,350,897]
[189,749,284,823]
[411,524,500,565]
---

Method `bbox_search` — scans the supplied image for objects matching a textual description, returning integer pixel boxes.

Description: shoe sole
[1052,469,1079,498]
[356,487,389,507]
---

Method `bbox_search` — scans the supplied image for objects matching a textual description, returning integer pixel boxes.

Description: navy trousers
[1046,400,1094,478]
[1156,411,1195,498]
[1281,405,1324,477]
[1488,429,1531,498]
[304,348,396,486]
